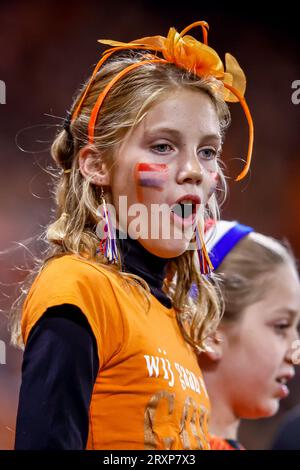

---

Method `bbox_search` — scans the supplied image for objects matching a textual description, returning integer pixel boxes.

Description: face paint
[210,171,220,182]
[136,163,169,187]
[135,163,169,202]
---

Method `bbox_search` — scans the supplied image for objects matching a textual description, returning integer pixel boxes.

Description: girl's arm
[14,304,99,450]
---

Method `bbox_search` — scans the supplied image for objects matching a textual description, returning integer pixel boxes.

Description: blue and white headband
[205,220,254,270]
[190,220,254,299]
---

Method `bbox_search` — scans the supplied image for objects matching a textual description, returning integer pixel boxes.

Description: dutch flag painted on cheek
[135,163,169,188]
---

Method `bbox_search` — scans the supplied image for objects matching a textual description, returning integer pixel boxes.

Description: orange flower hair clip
[71,21,254,181]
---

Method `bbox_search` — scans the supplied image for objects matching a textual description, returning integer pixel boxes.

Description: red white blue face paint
[135,163,169,202]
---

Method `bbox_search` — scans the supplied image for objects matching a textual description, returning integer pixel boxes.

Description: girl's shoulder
[21,254,125,353]
[42,252,119,278]
[31,253,121,294]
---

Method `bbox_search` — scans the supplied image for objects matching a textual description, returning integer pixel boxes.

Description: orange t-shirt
[209,435,245,450]
[21,254,211,450]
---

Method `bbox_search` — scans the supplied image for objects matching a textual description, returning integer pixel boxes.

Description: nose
[285,346,295,365]
[285,334,300,365]
[176,150,203,185]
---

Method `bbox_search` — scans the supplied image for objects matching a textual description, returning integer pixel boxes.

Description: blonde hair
[9,51,231,352]
[216,231,298,323]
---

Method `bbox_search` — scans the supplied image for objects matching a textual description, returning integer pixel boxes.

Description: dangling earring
[194,219,214,276]
[96,187,119,264]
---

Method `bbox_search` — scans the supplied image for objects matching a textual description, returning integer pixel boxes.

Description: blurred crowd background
[0,0,299,450]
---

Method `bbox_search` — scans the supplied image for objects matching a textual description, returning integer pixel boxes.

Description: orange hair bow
[71,21,253,181]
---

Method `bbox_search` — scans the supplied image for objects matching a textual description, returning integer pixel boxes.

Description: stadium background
[0,0,299,449]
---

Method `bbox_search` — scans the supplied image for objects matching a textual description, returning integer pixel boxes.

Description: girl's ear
[203,331,225,362]
[78,145,111,186]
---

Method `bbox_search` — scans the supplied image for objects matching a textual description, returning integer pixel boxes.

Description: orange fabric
[209,435,245,450]
[21,254,211,450]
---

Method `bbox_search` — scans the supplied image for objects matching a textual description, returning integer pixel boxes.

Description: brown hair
[216,231,298,323]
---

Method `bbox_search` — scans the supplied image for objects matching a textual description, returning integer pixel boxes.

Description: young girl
[11,21,253,449]
[198,220,300,450]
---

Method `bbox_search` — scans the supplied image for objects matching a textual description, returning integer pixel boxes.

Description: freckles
[134,162,169,202]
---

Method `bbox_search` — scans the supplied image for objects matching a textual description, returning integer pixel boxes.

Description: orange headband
[71,21,254,181]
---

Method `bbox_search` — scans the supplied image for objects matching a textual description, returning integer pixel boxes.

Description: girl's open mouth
[170,200,198,227]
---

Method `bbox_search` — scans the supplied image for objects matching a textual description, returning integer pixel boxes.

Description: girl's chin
[261,400,280,418]
[240,400,280,420]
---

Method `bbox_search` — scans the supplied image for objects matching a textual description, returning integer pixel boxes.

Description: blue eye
[199,148,217,160]
[152,143,173,153]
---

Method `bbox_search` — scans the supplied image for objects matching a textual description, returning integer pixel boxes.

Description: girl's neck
[117,229,173,309]
[208,388,240,440]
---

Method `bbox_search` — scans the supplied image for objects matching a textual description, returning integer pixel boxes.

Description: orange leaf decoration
[72,21,253,181]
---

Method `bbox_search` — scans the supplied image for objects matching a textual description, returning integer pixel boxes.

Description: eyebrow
[272,308,299,318]
[145,127,222,143]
